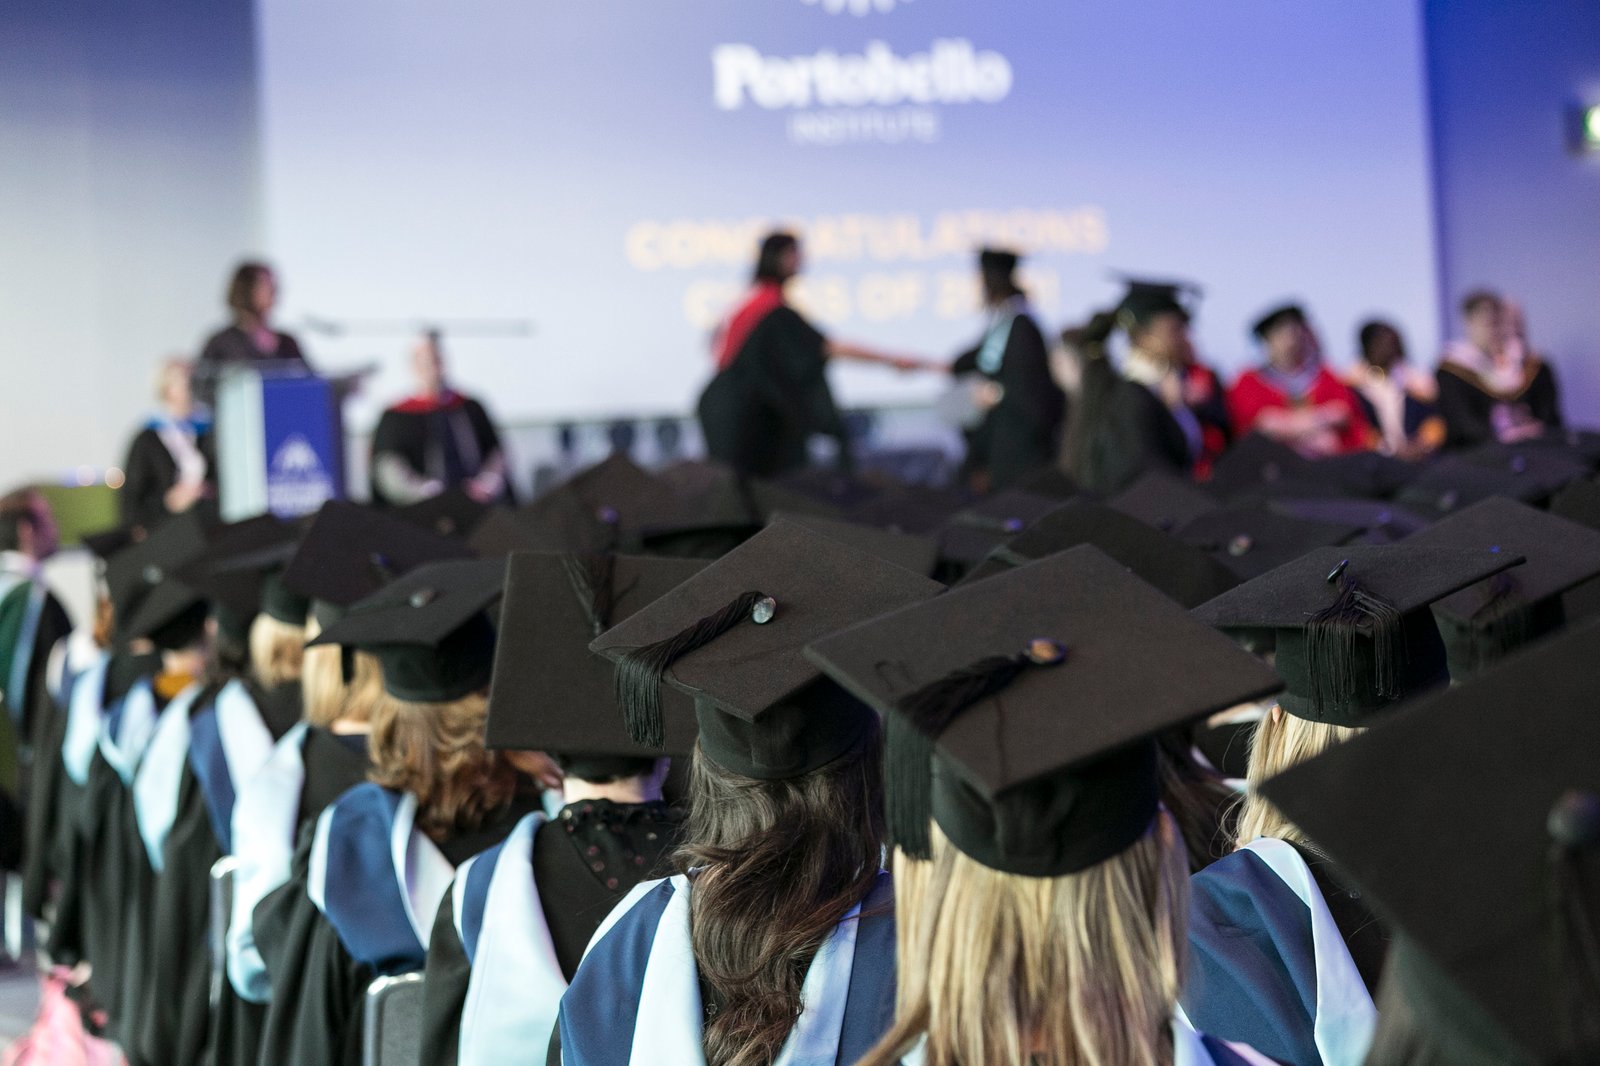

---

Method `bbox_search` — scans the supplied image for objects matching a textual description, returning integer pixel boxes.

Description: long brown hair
[301,615,384,729]
[860,813,1190,1066]
[366,691,517,844]
[676,718,885,1066]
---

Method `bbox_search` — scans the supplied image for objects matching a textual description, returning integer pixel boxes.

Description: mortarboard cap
[935,489,1063,569]
[1404,497,1600,676]
[1114,275,1198,331]
[392,488,492,541]
[845,482,971,536]
[176,514,305,632]
[1193,544,1521,725]
[1251,302,1307,340]
[486,551,706,756]
[1177,505,1364,580]
[769,511,938,577]
[1312,451,1421,500]
[1265,496,1433,544]
[1259,620,1600,1064]
[960,500,1240,609]
[978,247,1019,277]
[1009,466,1082,501]
[282,501,473,608]
[309,558,505,703]
[805,545,1282,876]
[1398,451,1581,516]
[1204,434,1318,501]
[1108,469,1221,533]
[106,513,213,648]
[589,520,943,780]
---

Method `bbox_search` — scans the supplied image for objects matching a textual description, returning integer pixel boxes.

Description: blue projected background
[255,0,1438,426]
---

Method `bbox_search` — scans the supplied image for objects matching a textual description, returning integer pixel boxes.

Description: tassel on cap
[889,639,1067,859]
[1466,569,1529,671]
[1305,560,1401,719]
[1548,790,1600,1055]
[562,552,620,638]
[615,589,769,748]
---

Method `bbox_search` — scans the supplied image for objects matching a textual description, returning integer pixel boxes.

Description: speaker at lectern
[214,367,345,520]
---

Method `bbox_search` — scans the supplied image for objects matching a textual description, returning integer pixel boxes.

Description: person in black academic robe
[194,262,312,408]
[1435,290,1562,449]
[698,231,929,480]
[120,360,217,530]
[369,334,513,508]
[949,249,1065,493]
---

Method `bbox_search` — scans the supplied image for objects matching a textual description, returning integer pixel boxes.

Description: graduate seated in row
[561,520,945,1065]
[1436,288,1563,449]
[1344,320,1444,461]
[803,545,1284,1065]
[1227,303,1372,458]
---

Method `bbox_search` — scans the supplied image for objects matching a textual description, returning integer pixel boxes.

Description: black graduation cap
[845,482,971,536]
[309,558,506,702]
[1009,466,1082,502]
[105,513,213,648]
[1177,506,1364,580]
[936,489,1063,568]
[1114,274,1200,330]
[1457,439,1592,485]
[486,552,706,756]
[176,514,305,633]
[1404,497,1600,676]
[1265,497,1433,545]
[804,545,1282,876]
[1258,620,1600,1064]
[1107,469,1220,533]
[1312,451,1421,499]
[588,519,943,780]
[1204,434,1317,501]
[960,499,1240,609]
[1398,452,1580,516]
[1193,544,1522,725]
[769,512,938,577]
[978,247,1019,277]
[281,500,473,608]
[1251,301,1307,340]
[1550,477,1600,531]
[393,487,492,540]
[637,460,762,556]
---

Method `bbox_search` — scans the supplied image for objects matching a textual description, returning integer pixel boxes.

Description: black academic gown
[255,796,540,1066]
[698,307,849,479]
[119,426,217,531]
[1085,377,1192,495]
[16,594,73,906]
[369,398,511,507]
[195,326,312,407]
[952,311,1065,491]
[1435,358,1562,449]
[417,799,684,1066]
[126,680,301,1066]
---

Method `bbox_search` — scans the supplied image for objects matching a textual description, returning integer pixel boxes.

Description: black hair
[552,753,660,785]
[1459,289,1502,318]
[0,490,38,553]
[226,260,273,318]
[753,232,799,284]
[1357,319,1399,358]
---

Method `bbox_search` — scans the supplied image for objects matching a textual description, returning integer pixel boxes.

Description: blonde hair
[154,357,192,403]
[300,616,384,729]
[1231,706,1362,847]
[366,691,517,843]
[248,612,305,689]
[859,812,1190,1066]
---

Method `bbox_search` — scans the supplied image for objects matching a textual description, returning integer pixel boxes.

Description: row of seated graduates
[24,426,1600,1066]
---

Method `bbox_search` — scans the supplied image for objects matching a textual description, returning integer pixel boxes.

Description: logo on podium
[268,432,336,515]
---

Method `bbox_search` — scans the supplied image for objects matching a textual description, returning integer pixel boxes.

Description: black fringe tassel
[1305,574,1401,718]
[1468,570,1528,671]
[614,589,766,748]
[888,654,1029,859]
[561,552,619,638]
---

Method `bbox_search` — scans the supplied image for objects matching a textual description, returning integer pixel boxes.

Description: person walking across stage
[369,333,513,507]
[1227,302,1371,457]
[949,248,1066,493]
[195,261,313,408]
[120,358,215,531]
[697,231,928,479]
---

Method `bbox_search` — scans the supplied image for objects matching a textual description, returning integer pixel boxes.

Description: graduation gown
[1181,837,1385,1066]
[125,678,300,1066]
[952,306,1065,492]
[419,800,684,1066]
[557,870,897,1066]
[1084,377,1194,495]
[1226,366,1372,455]
[697,306,849,479]
[370,395,511,507]
[9,577,73,902]
[255,783,536,1066]
[1435,357,1562,449]
[119,425,217,531]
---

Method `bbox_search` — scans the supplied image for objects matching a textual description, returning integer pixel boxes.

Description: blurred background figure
[1347,319,1445,460]
[120,358,214,530]
[949,248,1066,493]
[369,333,513,507]
[1436,289,1562,447]
[195,261,313,408]
[1227,303,1371,457]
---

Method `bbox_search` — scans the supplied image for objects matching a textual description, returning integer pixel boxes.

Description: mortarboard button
[1326,558,1349,583]
[1227,534,1253,557]
[1548,789,1600,849]
[144,565,164,585]
[1438,490,1459,511]
[1510,455,1527,475]
[1023,638,1068,666]
[751,596,777,625]
[409,588,437,609]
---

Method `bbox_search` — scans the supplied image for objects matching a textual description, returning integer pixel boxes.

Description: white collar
[0,552,38,579]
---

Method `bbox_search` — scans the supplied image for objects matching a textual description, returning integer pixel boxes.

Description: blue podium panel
[217,370,345,520]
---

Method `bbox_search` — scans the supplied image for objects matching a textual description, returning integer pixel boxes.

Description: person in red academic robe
[1226,303,1371,457]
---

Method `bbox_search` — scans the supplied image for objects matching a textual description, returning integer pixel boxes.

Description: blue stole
[308,783,454,975]
[98,675,160,785]
[558,870,897,1066]
[975,297,1028,376]
[227,722,310,1002]
[1181,838,1376,1066]
[187,679,279,852]
[62,653,112,787]
[130,681,207,872]
[451,812,564,1064]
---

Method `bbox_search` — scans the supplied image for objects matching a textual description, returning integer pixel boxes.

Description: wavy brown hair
[366,691,517,844]
[676,718,885,1066]
[300,615,384,730]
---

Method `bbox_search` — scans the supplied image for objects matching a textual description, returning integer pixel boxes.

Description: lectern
[215,367,345,520]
